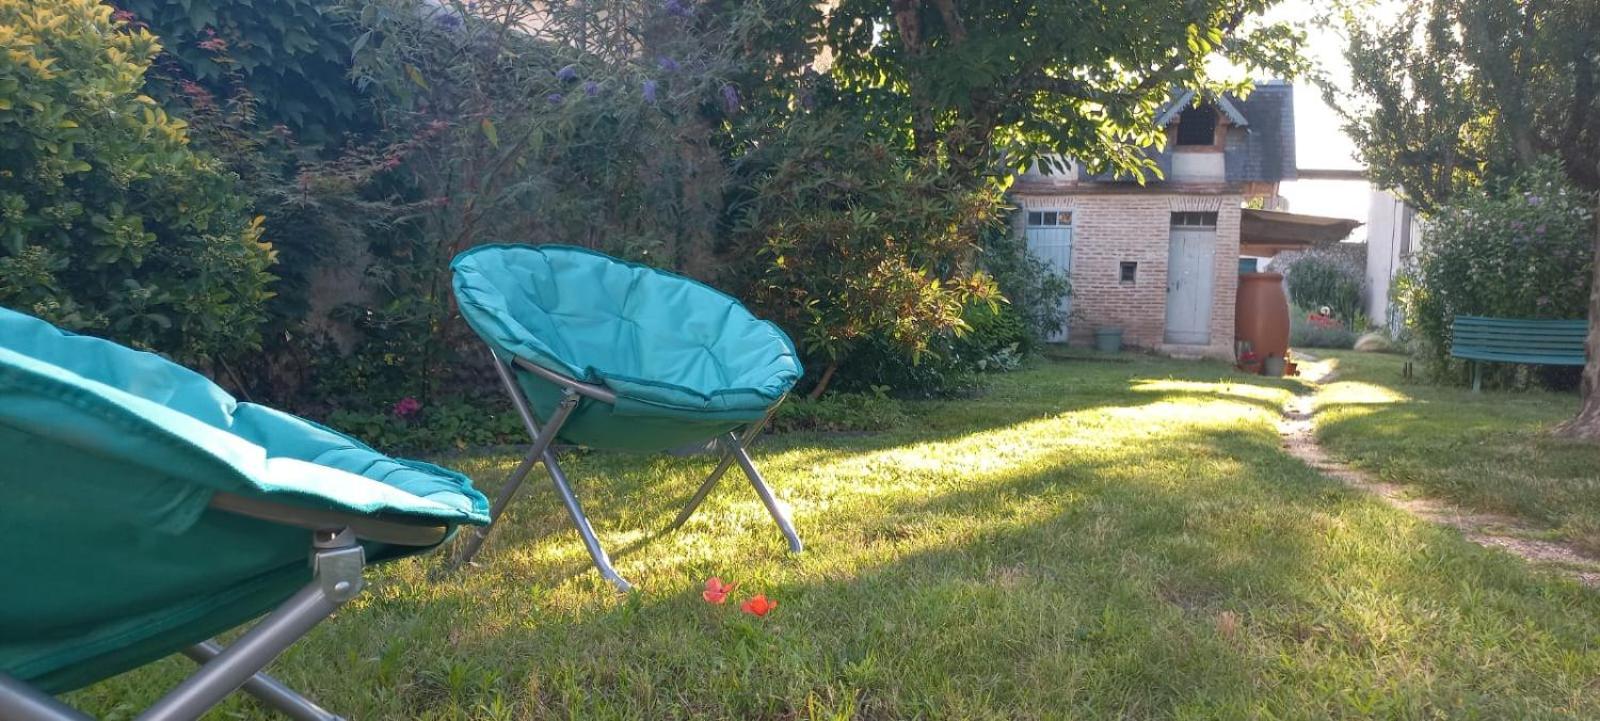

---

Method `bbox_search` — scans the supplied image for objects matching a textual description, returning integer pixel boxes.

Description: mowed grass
[72,355,1600,719]
[1314,349,1600,556]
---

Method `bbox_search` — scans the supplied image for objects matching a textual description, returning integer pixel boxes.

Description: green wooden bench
[1450,315,1588,391]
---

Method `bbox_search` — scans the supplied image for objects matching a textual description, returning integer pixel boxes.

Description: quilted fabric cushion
[452,244,802,420]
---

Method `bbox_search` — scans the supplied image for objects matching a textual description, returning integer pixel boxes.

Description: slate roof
[1221,82,1296,183]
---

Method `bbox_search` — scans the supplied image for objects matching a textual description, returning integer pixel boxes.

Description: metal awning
[1239,208,1362,256]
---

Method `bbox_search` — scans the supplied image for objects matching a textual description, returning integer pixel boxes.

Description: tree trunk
[807,362,838,401]
[1556,193,1600,440]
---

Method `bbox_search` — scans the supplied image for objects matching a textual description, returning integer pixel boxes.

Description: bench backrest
[1450,315,1588,365]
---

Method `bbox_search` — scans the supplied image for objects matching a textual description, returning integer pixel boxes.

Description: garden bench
[1450,315,1587,392]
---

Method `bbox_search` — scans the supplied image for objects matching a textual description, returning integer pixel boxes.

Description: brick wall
[1014,190,1242,358]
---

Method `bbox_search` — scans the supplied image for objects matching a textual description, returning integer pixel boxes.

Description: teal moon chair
[0,307,490,721]
[449,244,805,591]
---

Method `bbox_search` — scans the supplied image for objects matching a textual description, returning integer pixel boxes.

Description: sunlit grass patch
[1314,349,1600,556]
[67,354,1600,720]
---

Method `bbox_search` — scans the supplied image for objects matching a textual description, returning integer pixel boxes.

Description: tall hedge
[0,0,273,364]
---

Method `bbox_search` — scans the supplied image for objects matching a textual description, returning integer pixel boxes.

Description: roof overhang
[1155,89,1250,128]
[1240,208,1362,256]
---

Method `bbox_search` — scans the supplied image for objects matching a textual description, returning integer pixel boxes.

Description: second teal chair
[449,244,805,590]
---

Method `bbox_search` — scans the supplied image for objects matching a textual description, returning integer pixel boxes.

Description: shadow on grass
[66,354,1600,719]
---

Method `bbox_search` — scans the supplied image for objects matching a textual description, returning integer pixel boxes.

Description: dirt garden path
[1278,361,1600,588]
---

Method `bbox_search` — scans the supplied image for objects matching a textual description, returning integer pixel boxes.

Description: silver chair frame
[449,352,802,592]
[0,494,453,721]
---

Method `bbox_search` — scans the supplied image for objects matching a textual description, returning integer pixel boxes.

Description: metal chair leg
[134,530,364,721]
[668,451,736,531]
[544,450,633,592]
[0,674,92,721]
[668,411,778,533]
[449,388,579,569]
[726,434,804,553]
[182,641,344,721]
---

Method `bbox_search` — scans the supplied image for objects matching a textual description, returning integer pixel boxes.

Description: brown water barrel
[1235,272,1290,368]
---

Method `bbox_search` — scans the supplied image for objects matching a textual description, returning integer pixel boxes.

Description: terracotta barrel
[1235,272,1290,366]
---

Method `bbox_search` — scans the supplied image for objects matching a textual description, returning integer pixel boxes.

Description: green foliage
[1395,161,1595,381]
[826,0,1304,178]
[978,225,1070,347]
[735,114,1003,394]
[769,391,911,434]
[0,0,273,364]
[325,396,525,453]
[1332,0,1600,210]
[1279,248,1366,327]
[1289,305,1356,349]
[113,0,372,142]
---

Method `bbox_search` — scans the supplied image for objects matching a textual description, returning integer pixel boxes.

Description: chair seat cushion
[452,244,802,421]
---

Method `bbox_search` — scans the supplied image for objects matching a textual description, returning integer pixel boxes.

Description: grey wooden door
[1024,210,1073,342]
[1164,213,1216,345]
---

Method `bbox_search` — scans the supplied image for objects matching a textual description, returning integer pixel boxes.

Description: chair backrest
[452,244,801,401]
[1450,315,1587,365]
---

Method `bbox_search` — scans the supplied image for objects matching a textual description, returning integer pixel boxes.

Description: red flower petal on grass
[702,577,735,604]
[741,594,777,617]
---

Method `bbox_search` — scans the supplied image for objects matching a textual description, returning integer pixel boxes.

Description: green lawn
[72,355,1600,719]
[1314,349,1600,557]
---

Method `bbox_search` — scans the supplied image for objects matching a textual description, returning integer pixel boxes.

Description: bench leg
[1472,361,1482,393]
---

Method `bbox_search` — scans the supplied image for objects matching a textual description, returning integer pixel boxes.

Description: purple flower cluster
[642,79,660,103]
[392,397,422,419]
[721,84,740,113]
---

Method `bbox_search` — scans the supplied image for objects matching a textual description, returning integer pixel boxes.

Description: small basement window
[1175,104,1219,146]
[1120,261,1138,284]
[1170,211,1218,227]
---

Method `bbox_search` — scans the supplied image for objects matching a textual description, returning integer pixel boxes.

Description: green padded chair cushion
[452,245,802,450]
[0,307,490,693]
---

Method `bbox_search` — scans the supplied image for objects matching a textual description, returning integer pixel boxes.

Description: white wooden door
[1024,210,1072,342]
[1164,212,1216,345]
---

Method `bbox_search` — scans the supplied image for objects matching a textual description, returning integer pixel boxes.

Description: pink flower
[198,37,229,53]
[702,577,736,604]
[392,396,422,419]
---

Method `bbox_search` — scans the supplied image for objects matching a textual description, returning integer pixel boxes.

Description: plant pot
[1263,356,1286,377]
[1094,327,1124,353]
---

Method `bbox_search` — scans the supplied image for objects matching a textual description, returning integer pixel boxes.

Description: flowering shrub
[1279,248,1366,328]
[1396,160,1594,379]
[0,0,272,365]
[1290,306,1356,349]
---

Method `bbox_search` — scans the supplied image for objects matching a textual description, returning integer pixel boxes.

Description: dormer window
[1175,104,1219,146]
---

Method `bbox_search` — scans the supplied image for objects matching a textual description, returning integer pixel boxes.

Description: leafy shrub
[770,391,911,434]
[1279,247,1366,327]
[979,224,1070,347]
[0,0,273,365]
[824,301,1028,399]
[736,114,1004,397]
[114,0,372,142]
[1290,306,1357,349]
[1396,160,1595,382]
[325,395,526,454]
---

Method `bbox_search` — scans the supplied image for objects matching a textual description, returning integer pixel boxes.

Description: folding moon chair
[448,244,805,591]
[0,307,490,721]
